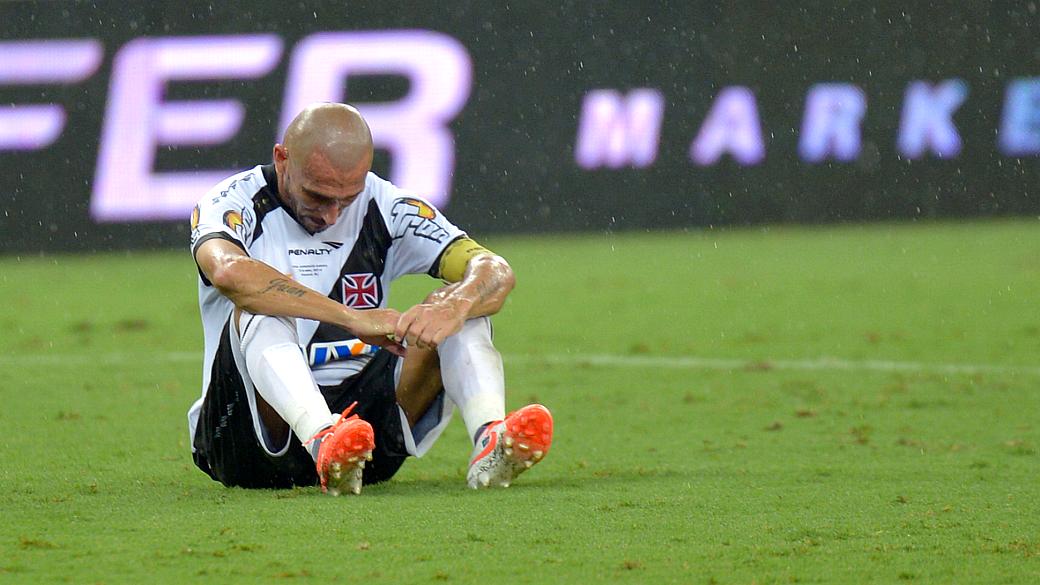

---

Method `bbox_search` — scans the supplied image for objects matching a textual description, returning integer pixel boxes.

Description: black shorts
[192,320,410,489]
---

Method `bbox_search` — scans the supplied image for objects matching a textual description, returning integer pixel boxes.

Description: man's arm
[195,238,404,354]
[394,252,516,350]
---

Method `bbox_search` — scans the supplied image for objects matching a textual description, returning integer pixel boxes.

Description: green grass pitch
[1,219,1039,583]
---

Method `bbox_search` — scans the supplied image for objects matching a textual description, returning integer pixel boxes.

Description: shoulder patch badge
[223,209,246,240]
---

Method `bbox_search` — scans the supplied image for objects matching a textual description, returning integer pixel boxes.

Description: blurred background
[2,2,1038,253]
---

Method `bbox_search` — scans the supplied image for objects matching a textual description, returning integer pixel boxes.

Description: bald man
[186,103,553,495]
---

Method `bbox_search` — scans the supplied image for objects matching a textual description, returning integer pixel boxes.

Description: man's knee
[236,310,298,350]
[447,317,494,347]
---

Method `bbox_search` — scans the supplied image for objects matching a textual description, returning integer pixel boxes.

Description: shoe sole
[324,448,373,496]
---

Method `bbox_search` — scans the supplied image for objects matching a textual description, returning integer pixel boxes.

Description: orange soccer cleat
[306,402,375,496]
[467,404,554,489]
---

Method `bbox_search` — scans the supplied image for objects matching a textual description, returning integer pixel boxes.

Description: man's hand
[394,296,471,350]
[354,308,407,356]
[395,253,515,350]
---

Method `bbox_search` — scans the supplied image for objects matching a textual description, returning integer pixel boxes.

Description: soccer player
[187,103,553,495]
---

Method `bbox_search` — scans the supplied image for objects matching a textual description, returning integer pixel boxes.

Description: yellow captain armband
[436,237,495,282]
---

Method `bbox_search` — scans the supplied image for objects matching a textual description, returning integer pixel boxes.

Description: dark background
[2,1,1038,252]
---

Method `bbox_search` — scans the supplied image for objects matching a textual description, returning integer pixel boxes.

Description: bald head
[282,102,373,170]
[273,103,374,234]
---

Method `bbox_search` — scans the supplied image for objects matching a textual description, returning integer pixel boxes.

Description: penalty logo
[341,273,381,309]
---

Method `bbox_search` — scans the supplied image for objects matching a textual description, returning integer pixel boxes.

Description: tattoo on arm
[260,278,308,298]
[475,280,494,304]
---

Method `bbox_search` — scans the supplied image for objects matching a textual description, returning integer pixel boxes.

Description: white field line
[508,353,1040,377]
[2,350,1040,377]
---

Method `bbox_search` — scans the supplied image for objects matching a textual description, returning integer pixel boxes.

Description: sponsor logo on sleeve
[390,197,449,243]
[189,205,202,246]
[401,197,437,219]
[223,209,247,241]
[341,273,382,309]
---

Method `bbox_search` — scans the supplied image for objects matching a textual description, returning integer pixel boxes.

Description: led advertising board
[2,3,1037,251]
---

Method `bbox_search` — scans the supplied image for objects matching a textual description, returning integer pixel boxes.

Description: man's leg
[235,308,332,448]
[394,317,504,442]
[235,308,375,495]
[394,316,553,489]
[395,344,445,427]
[436,318,507,440]
[191,317,319,489]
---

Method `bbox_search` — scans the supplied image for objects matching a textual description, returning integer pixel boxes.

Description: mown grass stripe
[3,350,1039,376]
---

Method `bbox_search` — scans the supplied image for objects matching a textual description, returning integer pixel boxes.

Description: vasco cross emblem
[341,273,381,309]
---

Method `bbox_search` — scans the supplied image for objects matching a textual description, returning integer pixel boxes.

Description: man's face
[274,144,371,234]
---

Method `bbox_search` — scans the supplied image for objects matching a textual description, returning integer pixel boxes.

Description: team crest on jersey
[341,273,382,309]
[190,205,200,230]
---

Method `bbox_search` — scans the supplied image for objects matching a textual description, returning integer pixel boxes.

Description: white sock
[437,317,506,442]
[238,311,333,456]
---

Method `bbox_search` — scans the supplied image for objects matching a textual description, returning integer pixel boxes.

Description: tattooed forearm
[427,255,513,319]
[465,258,514,313]
[475,279,495,304]
[259,278,308,298]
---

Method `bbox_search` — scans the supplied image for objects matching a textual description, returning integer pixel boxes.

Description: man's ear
[273,143,288,168]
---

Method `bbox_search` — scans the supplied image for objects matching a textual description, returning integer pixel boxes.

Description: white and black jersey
[186,165,464,443]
